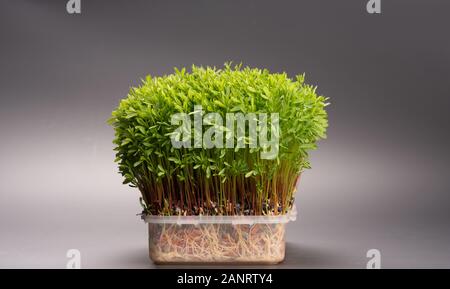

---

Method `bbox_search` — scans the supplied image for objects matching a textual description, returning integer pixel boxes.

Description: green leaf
[136,125,146,134]
[245,171,255,178]
[121,138,132,146]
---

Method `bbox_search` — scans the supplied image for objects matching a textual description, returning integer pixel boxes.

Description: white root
[148,223,285,263]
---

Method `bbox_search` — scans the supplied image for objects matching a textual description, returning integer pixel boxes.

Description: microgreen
[109,63,328,216]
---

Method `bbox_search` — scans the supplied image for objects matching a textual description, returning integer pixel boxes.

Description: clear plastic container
[142,206,297,264]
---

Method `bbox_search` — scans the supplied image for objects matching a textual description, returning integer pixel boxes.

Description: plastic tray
[142,206,297,264]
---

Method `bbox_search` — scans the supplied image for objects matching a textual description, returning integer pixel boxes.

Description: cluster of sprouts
[109,64,328,216]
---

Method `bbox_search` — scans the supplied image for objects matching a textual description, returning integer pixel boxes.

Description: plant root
[148,223,285,263]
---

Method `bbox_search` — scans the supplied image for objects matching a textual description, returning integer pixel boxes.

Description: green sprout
[109,63,328,216]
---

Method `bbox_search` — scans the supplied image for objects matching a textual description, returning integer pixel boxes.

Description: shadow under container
[142,206,297,264]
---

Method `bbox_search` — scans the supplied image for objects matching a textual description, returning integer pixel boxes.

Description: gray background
[1,0,449,268]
